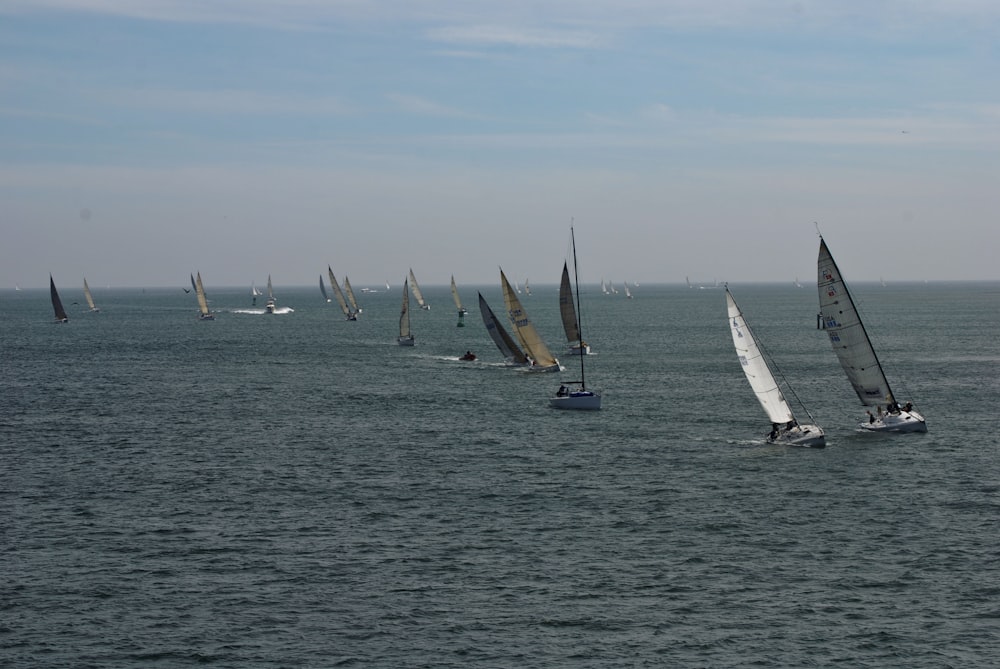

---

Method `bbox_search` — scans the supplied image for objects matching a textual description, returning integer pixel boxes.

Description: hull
[550,390,602,410]
[861,410,927,433]
[398,335,415,346]
[567,343,591,355]
[199,313,216,321]
[525,362,562,373]
[770,424,826,448]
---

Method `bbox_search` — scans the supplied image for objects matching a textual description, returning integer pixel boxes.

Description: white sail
[727,288,795,424]
[451,275,467,314]
[83,277,99,312]
[344,276,361,314]
[265,274,276,313]
[727,286,823,445]
[398,278,414,345]
[408,268,429,309]
[817,236,926,432]
[327,267,353,319]
[319,275,329,302]
[501,268,559,370]
[195,271,214,320]
[478,292,529,364]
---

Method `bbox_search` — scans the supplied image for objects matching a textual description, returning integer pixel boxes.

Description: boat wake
[232,307,295,315]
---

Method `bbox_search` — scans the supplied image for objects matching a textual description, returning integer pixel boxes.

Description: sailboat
[188,273,196,294]
[327,267,356,320]
[319,275,330,302]
[559,261,591,355]
[817,235,926,432]
[408,268,430,310]
[83,277,100,312]
[251,281,261,305]
[551,227,601,409]
[50,274,68,323]
[194,271,215,320]
[343,276,362,315]
[451,275,467,326]
[500,268,560,373]
[524,278,531,296]
[265,275,276,314]
[624,281,633,299]
[726,286,824,446]
[478,292,530,366]
[398,278,415,346]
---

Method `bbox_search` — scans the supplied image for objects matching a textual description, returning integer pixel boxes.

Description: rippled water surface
[3,281,999,667]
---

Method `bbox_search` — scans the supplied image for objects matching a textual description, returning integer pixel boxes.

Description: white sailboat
[343,276,362,315]
[327,267,356,320]
[624,281,633,299]
[398,278,415,346]
[251,281,261,305]
[451,275,467,326]
[265,275,276,314]
[408,268,430,310]
[195,271,215,320]
[478,292,530,366]
[83,277,100,312]
[559,261,591,355]
[726,286,824,446]
[500,268,561,373]
[551,227,601,409]
[50,274,68,323]
[817,235,926,432]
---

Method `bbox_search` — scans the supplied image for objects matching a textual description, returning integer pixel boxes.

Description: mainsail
[451,275,467,314]
[478,292,529,364]
[399,278,413,342]
[408,268,429,309]
[50,274,68,322]
[344,276,361,314]
[319,275,329,302]
[83,277,99,312]
[500,268,559,369]
[559,262,582,346]
[817,238,894,407]
[195,271,211,317]
[327,267,352,318]
[726,287,795,424]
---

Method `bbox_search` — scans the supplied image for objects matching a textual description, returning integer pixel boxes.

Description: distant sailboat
[408,268,430,310]
[186,273,196,294]
[398,278,415,346]
[343,276,362,315]
[265,275,276,314]
[83,277,100,312]
[319,275,330,302]
[524,278,531,296]
[327,266,356,320]
[817,234,926,432]
[50,274,68,323]
[726,285,824,446]
[559,260,590,355]
[551,227,601,409]
[251,281,261,305]
[478,292,530,365]
[624,281,633,299]
[451,275,467,326]
[194,271,215,320]
[500,268,560,372]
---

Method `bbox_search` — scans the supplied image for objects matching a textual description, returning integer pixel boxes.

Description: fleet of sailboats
[500,268,560,372]
[50,274,68,323]
[551,228,601,409]
[817,235,926,432]
[726,285,824,446]
[398,278,415,346]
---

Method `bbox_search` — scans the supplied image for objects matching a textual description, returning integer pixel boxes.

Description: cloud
[108,88,353,116]
[425,25,601,49]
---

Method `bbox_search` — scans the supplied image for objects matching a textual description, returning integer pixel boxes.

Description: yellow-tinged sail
[500,269,558,368]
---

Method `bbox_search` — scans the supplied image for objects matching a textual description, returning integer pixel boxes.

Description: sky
[1,1,998,289]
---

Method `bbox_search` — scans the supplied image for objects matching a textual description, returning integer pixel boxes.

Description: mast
[570,226,586,390]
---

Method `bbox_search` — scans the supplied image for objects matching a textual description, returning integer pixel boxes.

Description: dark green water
[3,281,999,667]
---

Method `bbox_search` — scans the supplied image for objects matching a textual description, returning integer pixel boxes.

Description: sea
[3,280,999,668]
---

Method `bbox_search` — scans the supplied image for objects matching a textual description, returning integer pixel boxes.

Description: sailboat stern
[550,389,602,410]
[770,424,826,447]
[860,409,927,433]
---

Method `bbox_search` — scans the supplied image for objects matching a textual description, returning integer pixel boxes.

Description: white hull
[861,410,927,433]
[567,344,591,355]
[525,363,562,373]
[769,424,825,447]
[550,390,602,410]
[398,335,415,346]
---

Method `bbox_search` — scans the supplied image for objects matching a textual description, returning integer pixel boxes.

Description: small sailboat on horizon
[817,233,926,432]
[726,285,824,446]
[50,274,68,323]
[551,227,601,409]
[194,271,215,320]
[398,278,415,346]
[451,275,467,326]
[83,277,100,313]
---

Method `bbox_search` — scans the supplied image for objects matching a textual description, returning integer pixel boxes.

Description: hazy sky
[2,1,998,289]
